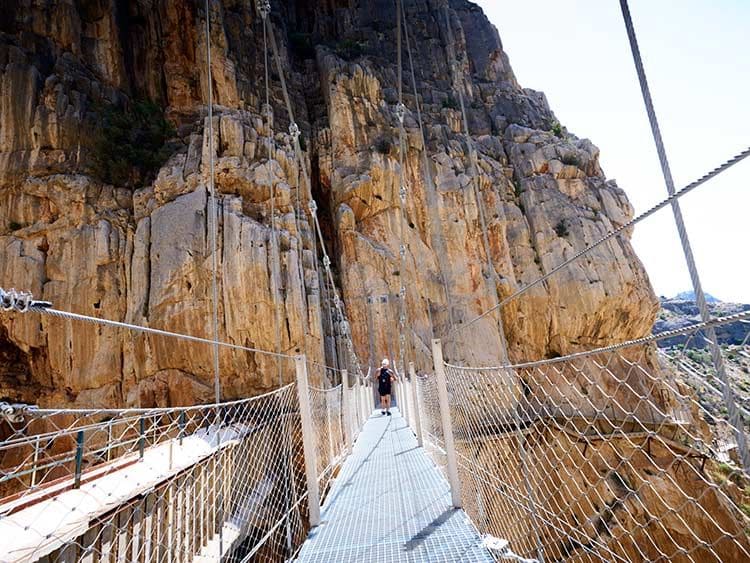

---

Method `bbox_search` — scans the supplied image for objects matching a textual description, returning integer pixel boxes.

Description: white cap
[381,358,390,367]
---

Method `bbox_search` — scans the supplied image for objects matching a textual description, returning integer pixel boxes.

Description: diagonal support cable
[619,0,750,471]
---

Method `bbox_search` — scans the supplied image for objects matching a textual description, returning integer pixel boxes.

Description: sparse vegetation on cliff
[90,100,176,189]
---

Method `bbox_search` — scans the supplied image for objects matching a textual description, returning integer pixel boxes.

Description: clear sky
[475,0,749,303]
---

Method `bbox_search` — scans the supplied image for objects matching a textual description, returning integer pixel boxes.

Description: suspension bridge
[1,0,750,561]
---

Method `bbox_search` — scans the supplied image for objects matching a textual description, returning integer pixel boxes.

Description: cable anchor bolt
[308,199,318,215]
[395,102,407,124]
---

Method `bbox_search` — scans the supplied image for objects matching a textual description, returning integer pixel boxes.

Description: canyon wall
[0,0,657,408]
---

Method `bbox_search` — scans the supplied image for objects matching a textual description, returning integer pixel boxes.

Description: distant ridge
[672,290,721,303]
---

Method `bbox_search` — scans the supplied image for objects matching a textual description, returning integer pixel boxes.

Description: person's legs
[385,394,391,415]
[380,393,386,414]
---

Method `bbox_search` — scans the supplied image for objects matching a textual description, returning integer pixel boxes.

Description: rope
[203,0,221,405]
[256,2,295,553]
[619,0,750,472]
[447,308,750,371]
[0,299,298,359]
[441,3,509,361]
[441,6,541,559]
[449,145,750,340]
[265,17,364,378]
[401,3,456,331]
[395,0,410,377]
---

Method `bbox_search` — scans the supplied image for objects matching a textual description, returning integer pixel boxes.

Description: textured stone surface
[0,0,656,401]
[2,1,747,557]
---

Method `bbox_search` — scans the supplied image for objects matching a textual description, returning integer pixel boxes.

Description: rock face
[3,2,747,560]
[0,0,657,406]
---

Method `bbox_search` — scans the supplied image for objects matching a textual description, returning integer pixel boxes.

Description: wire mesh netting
[415,370,448,475]
[0,374,350,563]
[415,321,750,563]
[308,384,346,497]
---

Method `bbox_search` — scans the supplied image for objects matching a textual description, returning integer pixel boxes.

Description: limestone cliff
[0,0,657,408]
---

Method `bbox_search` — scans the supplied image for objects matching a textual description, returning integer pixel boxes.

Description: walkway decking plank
[295,409,492,562]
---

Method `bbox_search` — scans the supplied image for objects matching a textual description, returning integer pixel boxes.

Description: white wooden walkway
[295,408,493,562]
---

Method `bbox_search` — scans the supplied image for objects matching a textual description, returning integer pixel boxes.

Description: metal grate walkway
[295,408,493,562]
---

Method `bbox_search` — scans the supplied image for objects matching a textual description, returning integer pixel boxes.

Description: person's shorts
[378,386,391,397]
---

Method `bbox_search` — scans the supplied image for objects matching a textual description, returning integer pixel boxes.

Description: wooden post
[361,369,370,420]
[409,362,423,447]
[74,430,84,489]
[295,355,321,527]
[399,367,409,424]
[354,375,362,430]
[342,369,352,454]
[432,339,462,508]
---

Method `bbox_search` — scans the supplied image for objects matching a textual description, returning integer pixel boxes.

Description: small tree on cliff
[90,100,175,189]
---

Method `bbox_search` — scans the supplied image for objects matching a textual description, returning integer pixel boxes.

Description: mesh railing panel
[442,336,750,563]
[0,370,356,563]
[308,384,345,497]
[416,372,448,477]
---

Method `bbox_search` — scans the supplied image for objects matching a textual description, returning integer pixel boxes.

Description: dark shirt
[378,368,393,391]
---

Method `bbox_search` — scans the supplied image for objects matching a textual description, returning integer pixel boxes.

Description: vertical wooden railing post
[342,369,352,454]
[74,430,84,489]
[295,355,321,527]
[361,368,369,420]
[432,339,462,508]
[399,367,409,424]
[139,417,146,460]
[354,375,362,429]
[31,435,40,488]
[409,362,423,447]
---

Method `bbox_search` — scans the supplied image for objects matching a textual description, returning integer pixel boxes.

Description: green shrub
[553,219,569,238]
[334,39,364,60]
[374,136,392,155]
[560,154,580,167]
[550,120,563,138]
[289,32,315,58]
[442,96,460,110]
[90,100,175,189]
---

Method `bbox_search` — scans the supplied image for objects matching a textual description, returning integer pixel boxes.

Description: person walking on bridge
[376,359,396,416]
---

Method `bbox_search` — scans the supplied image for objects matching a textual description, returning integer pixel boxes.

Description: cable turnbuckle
[256,0,270,18]
[0,402,37,424]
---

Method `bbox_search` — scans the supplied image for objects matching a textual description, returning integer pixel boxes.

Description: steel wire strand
[441,3,510,359]
[264,18,365,378]
[400,2,457,331]
[618,0,750,473]
[6,302,299,360]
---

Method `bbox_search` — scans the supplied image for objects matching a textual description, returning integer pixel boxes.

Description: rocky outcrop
[4,2,747,559]
[0,0,656,406]
[655,297,750,348]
